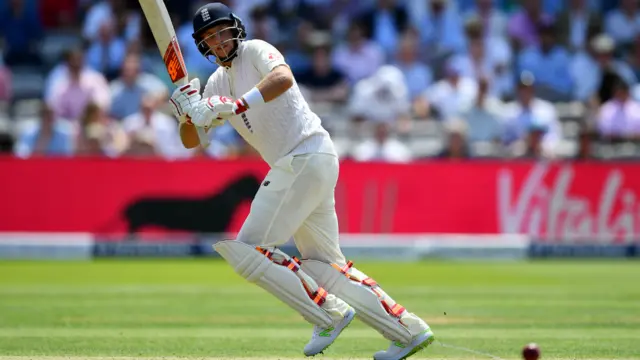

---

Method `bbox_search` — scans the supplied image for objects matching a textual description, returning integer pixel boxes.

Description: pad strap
[257,247,327,307]
[332,260,406,318]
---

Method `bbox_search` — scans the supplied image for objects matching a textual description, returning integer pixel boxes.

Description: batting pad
[214,240,333,328]
[301,260,413,343]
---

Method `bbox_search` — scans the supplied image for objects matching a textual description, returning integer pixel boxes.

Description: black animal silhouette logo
[121,174,261,235]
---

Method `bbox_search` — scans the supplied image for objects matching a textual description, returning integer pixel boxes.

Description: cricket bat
[138,0,210,147]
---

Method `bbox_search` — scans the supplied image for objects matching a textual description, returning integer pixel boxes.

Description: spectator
[45,48,90,101]
[452,16,513,98]
[351,122,412,163]
[325,0,373,40]
[438,120,471,159]
[502,72,562,158]
[121,94,192,159]
[0,62,11,102]
[463,0,508,39]
[414,59,478,121]
[85,18,128,80]
[205,122,245,159]
[276,19,314,74]
[125,127,158,157]
[348,65,411,126]
[295,35,349,104]
[14,105,74,158]
[555,0,603,52]
[232,0,271,37]
[597,76,640,142]
[413,0,466,59]
[575,127,597,160]
[517,21,574,101]
[571,34,637,103]
[0,0,43,66]
[333,21,385,84]
[268,0,315,40]
[515,122,549,159]
[461,77,504,144]
[248,5,280,44]
[109,53,168,120]
[83,0,140,43]
[300,0,344,30]
[626,34,640,82]
[46,48,112,123]
[506,0,553,51]
[76,102,127,157]
[393,33,433,101]
[78,126,108,156]
[604,0,640,51]
[358,0,410,59]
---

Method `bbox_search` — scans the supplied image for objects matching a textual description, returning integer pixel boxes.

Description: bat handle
[181,114,210,148]
[196,127,210,148]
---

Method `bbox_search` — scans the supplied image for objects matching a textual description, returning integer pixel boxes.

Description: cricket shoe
[304,306,356,356]
[373,327,435,360]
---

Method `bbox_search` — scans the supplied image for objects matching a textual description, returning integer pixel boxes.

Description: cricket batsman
[168,3,434,359]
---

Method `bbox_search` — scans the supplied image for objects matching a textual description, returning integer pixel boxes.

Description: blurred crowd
[2,0,640,162]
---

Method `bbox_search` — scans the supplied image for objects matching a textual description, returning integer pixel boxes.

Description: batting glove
[169,78,202,122]
[187,95,238,129]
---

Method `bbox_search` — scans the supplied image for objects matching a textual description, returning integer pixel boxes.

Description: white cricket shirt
[203,39,336,167]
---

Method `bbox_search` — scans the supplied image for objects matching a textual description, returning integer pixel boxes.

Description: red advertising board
[1,157,639,241]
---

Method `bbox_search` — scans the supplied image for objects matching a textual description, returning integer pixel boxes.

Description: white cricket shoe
[373,327,435,360]
[303,306,356,356]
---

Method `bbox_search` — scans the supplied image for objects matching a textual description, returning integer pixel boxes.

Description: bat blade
[162,37,188,86]
[138,0,209,146]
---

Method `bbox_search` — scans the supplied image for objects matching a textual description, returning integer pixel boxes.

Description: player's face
[202,23,235,60]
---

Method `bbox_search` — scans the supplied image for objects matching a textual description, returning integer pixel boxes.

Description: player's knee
[236,224,289,248]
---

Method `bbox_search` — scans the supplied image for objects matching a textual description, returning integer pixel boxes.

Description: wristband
[242,87,265,109]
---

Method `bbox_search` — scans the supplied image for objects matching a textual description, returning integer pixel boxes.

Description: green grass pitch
[0,259,638,359]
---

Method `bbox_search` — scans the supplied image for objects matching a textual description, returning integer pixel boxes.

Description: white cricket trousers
[236,152,346,265]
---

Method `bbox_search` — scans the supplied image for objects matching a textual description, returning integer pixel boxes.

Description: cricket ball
[522,343,540,360]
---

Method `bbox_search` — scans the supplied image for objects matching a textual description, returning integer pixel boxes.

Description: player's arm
[172,78,219,149]
[187,41,292,128]
[217,50,293,115]
[253,65,293,102]
[215,40,294,115]
[233,42,292,111]
[213,64,291,117]
[179,122,205,149]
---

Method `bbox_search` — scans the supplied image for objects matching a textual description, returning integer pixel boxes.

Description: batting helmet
[192,2,246,63]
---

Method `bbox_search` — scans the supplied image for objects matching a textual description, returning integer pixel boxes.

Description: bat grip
[196,127,209,148]
[181,114,210,148]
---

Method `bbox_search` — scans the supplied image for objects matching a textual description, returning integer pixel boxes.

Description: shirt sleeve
[245,40,288,77]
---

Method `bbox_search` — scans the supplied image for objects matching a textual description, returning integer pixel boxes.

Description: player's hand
[218,97,249,118]
[169,78,201,121]
[198,95,249,120]
[187,96,234,128]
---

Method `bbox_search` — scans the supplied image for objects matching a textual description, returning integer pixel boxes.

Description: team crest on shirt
[268,53,282,61]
